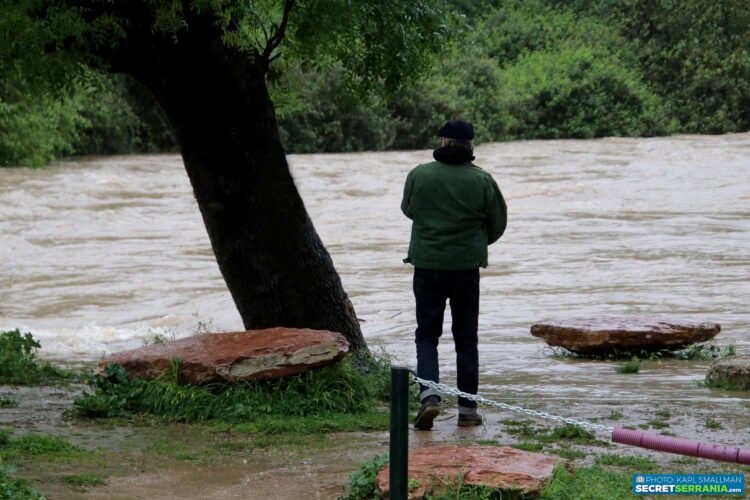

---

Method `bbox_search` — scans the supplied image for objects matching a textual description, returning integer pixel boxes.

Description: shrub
[499,43,669,139]
[0,330,73,385]
[273,66,394,153]
[0,79,81,167]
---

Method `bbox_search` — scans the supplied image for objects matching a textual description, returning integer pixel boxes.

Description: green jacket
[401,160,507,270]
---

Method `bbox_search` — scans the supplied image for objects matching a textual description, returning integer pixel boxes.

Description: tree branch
[260,0,294,70]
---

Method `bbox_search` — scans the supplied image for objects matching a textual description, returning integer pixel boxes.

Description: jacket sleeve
[486,177,507,244]
[401,169,414,220]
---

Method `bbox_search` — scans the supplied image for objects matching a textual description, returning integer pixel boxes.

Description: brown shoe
[457,412,483,427]
[414,396,440,430]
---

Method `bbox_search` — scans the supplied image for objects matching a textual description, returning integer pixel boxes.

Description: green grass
[73,355,392,435]
[0,465,45,499]
[503,422,545,439]
[0,430,87,465]
[615,358,640,374]
[502,422,602,446]
[541,466,633,499]
[209,411,388,437]
[0,329,75,385]
[11,434,78,455]
[431,480,523,499]
[510,442,544,452]
[0,430,89,498]
[653,409,671,419]
[476,439,500,446]
[700,376,748,391]
[549,424,596,443]
[548,448,587,460]
[596,454,658,471]
[604,411,623,421]
[645,419,670,430]
[704,417,724,430]
[552,342,736,361]
[61,474,106,492]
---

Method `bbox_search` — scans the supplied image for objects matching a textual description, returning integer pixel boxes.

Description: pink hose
[612,428,750,464]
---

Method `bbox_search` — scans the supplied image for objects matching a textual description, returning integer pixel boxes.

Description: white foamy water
[1,135,749,404]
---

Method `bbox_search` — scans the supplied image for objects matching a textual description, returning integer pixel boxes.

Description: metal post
[389,366,409,500]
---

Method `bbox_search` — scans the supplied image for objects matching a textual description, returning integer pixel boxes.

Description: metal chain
[412,374,614,433]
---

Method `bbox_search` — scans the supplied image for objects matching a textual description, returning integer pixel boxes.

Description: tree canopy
[3,0,749,167]
[0,0,455,95]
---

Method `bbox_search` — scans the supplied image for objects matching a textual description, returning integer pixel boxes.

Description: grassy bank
[1,331,747,497]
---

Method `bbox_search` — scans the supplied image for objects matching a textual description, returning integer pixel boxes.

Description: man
[401,120,507,430]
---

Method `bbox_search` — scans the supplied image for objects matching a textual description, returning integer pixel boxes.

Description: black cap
[437,120,474,140]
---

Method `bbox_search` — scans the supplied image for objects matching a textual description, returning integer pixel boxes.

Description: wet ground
[2,377,748,499]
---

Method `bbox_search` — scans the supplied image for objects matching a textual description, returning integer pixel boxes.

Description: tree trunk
[108,6,367,351]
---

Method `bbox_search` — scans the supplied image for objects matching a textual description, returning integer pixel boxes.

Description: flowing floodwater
[1,134,749,409]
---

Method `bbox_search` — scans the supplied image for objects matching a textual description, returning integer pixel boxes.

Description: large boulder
[376,445,557,498]
[706,355,750,391]
[530,317,720,355]
[97,328,349,384]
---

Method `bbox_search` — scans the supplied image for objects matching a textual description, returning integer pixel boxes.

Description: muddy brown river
[1,134,749,410]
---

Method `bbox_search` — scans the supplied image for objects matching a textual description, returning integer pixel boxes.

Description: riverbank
[2,375,748,499]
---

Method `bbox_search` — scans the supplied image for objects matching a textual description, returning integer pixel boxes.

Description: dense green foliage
[274,0,747,151]
[0,75,176,167]
[73,356,391,430]
[1,0,748,166]
[0,0,453,166]
[0,330,73,385]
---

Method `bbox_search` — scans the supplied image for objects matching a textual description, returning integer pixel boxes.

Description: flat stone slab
[376,445,557,498]
[530,317,720,355]
[97,327,349,384]
[706,355,750,391]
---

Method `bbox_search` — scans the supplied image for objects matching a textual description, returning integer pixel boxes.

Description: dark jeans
[413,267,479,409]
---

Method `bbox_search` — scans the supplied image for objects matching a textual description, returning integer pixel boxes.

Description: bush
[0,74,176,167]
[0,330,73,385]
[499,43,670,139]
[274,66,394,153]
[614,0,750,133]
[0,79,81,167]
[72,74,176,156]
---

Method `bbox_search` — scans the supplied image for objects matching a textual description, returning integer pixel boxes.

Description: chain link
[411,374,614,434]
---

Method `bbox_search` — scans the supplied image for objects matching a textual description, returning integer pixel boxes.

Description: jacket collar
[432,146,475,165]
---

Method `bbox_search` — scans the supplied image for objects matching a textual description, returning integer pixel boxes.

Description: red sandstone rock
[97,328,349,384]
[706,355,750,391]
[530,317,720,355]
[376,445,557,498]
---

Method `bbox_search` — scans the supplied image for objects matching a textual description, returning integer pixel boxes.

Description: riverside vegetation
[2,0,749,167]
